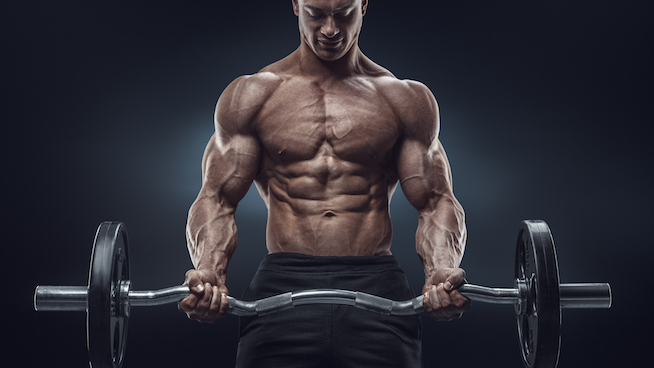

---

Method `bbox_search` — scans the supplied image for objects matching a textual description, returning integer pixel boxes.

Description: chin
[318,53,343,62]
[314,47,347,62]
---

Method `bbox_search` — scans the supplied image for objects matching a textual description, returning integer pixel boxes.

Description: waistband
[257,252,403,274]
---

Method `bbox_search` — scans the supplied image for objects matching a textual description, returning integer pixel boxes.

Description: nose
[320,16,340,38]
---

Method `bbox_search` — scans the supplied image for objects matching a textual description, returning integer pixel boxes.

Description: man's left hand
[422,268,471,321]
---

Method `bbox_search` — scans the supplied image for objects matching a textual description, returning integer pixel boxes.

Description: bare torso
[180,0,469,324]
[246,51,408,256]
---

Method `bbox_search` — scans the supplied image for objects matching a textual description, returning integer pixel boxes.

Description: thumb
[184,270,206,293]
[444,269,466,291]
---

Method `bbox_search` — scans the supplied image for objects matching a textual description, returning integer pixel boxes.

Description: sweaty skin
[179,0,470,323]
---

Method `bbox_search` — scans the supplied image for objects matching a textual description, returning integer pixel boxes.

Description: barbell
[34,220,611,368]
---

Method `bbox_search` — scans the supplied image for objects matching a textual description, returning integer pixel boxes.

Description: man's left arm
[395,81,470,321]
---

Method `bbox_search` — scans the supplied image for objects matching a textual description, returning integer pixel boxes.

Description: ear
[292,0,300,16]
[361,0,368,16]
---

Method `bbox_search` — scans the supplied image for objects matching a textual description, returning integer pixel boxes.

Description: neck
[296,41,364,80]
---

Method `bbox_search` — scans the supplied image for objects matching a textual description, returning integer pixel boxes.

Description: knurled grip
[355,291,394,314]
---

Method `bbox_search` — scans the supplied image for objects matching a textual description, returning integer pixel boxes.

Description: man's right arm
[178,74,273,323]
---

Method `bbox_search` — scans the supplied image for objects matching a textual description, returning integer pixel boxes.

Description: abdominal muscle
[260,161,395,257]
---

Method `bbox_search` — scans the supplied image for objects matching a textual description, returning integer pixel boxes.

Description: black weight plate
[87,222,130,368]
[515,220,561,368]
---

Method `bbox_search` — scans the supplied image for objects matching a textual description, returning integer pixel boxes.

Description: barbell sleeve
[559,283,612,309]
[34,286,88,312]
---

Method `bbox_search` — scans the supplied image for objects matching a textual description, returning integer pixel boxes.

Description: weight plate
[515,220,561,368]
[87,222,130,368]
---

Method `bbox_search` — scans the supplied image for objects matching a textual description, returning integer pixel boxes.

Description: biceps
[200,133,260,208]
[397,139,454,212]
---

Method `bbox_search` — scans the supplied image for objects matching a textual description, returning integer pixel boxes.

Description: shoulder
[215,71,284,133]
[373,77,440,140]
[219,72,284,112]
[374,77,437,113]
[218,49,300,113]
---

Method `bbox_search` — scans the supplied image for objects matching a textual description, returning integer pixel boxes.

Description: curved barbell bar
[34,282,611,316]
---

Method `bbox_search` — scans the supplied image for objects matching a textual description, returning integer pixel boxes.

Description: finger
[218,292,230,316]
[196,282,214,313]
[436,283,452,309]
[427,285,454,321]
[424,284,442,312]
[205,286,223,322]
[422,287,433,312]
[178,293,200,313]
[450,290,471,310]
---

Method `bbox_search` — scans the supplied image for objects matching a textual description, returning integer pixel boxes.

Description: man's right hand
[178,269,230,323]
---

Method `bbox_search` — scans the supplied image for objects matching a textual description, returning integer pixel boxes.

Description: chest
[255,78,400,164]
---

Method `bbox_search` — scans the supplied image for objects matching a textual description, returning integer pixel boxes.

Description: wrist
[189,268,225,286]
[425,267,463,286]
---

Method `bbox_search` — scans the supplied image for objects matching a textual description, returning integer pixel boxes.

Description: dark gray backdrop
[5,1,652,367]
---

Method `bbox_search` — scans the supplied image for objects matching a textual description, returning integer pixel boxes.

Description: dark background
[4,1,653,367]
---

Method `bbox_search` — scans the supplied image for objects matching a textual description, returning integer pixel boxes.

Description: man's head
[292,0,368,62]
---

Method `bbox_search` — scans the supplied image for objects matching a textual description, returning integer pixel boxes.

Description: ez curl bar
[34,220,611,368]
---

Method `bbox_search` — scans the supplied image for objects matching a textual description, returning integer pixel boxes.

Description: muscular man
[179,0,470,366]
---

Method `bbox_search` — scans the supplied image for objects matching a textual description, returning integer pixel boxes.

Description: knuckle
[183,297,198,309]
[202,290,213,302]
[221,299,231,313]
[197,301,209,311]
[452,297,466,308]
[185,269,199,281]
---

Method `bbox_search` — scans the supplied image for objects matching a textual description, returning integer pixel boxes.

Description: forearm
[416,195,467,283]
[186,195,238,283]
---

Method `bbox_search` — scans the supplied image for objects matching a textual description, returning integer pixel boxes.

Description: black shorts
[236,253,423,368]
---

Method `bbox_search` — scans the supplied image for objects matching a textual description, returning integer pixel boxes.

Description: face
[292,0,368,61]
